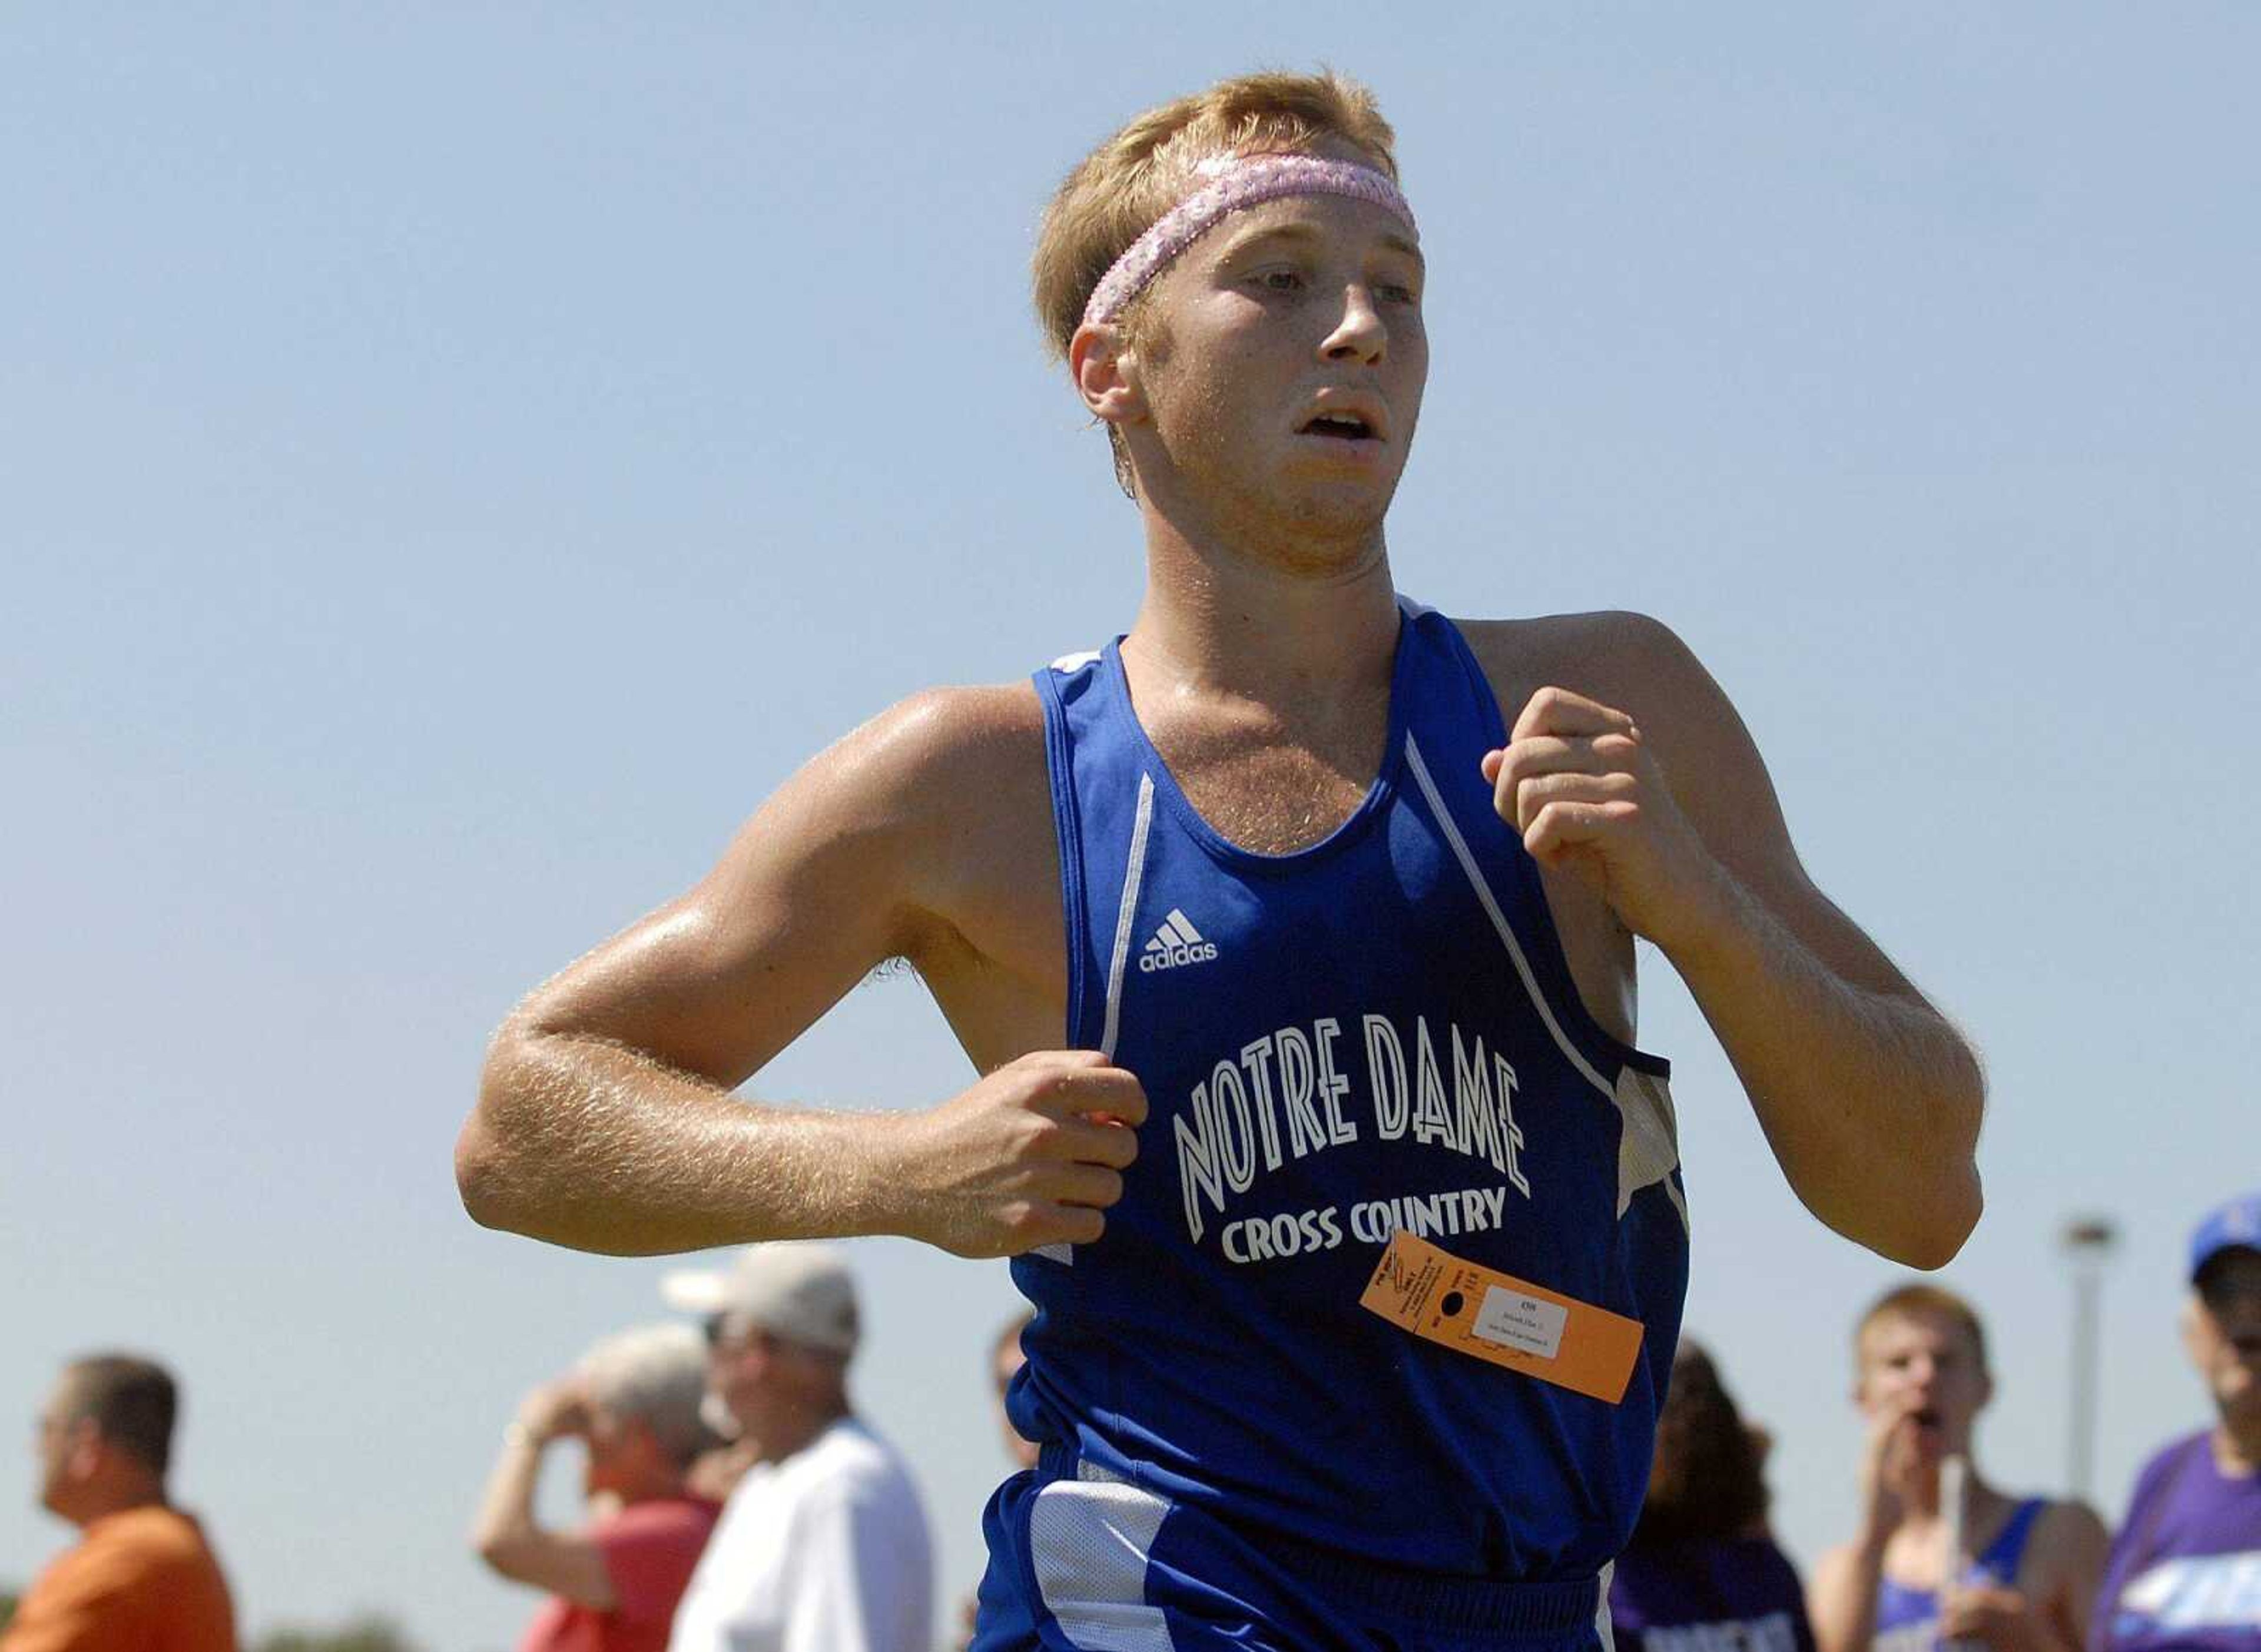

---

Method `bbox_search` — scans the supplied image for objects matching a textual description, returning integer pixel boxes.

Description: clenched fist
[886,1050,1146,1259]
[1482,685,1726,952]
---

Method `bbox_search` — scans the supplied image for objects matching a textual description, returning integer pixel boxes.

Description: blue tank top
[1874,1498,2048,1652]
[1009,599,1690,1579]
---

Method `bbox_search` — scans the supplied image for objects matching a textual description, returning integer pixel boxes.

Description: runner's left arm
[1485,613,1984,1267]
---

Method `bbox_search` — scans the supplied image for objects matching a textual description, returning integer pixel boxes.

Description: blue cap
[2190,1191,2261,1283]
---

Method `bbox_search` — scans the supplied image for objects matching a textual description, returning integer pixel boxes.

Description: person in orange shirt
[6,1353,236,1652]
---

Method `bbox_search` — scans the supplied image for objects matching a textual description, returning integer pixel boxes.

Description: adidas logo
[1138,908,1218,973]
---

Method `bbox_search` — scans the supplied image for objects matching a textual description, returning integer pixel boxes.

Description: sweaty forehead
[1205,193,1423,261]
[1084,145,1419,329]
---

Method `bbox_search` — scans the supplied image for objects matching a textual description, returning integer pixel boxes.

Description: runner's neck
[1124,555,1400,714]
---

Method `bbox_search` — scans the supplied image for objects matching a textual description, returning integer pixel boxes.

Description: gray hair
[576,1323,710,1468]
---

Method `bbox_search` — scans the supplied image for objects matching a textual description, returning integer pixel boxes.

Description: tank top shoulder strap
[1394,596,1513,749]
[1977,1498,2050,1583]
[1032,643,1145,1056]
[1391,597,1675,1093]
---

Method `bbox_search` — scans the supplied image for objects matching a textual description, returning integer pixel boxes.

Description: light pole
[2061,1215,2118,1502]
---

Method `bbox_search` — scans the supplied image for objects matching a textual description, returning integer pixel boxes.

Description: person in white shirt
[660,1243,933,1652]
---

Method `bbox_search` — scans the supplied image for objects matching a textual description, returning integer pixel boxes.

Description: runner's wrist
[1645,848,1747,970]
[843,1110,929,1243]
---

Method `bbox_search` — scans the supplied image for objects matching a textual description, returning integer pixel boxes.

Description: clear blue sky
[5,7,2255,1648]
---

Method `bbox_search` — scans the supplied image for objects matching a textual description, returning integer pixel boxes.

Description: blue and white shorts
[972,1447,1614,1652]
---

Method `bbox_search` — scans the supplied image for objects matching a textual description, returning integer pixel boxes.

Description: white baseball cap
[659,1243,860,1357]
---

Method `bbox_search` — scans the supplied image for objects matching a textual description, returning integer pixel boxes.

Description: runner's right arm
[453,689,1143,1258]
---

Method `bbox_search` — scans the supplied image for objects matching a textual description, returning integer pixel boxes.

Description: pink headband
[1080,152,1418,329]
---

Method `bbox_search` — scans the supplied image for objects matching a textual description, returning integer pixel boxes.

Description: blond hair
[1032,70,1401,495]
[1856,1282,1991,1377]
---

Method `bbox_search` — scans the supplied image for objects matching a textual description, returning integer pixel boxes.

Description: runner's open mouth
[1298,412,1378,440]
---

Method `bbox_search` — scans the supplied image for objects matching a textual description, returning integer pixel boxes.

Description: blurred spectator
[682,1435,762,1507]
[1811,1285,2107,1652]
[1609,1340,1816,1652]
[962,1312,1040,1646]
[5,1352,236,1652]
[472,1323,721,1652]
[992,1311,1038,1474]
[682,1368,762,1504]
[2093,1192,2261,1652]
[659,1244,933,1652]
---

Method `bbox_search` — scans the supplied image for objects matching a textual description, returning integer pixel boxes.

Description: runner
[457,69,1986,1652]
[1810,1285,2107,1652]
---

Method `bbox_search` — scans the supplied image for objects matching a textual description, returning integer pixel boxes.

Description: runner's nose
[1321,283,1387,365]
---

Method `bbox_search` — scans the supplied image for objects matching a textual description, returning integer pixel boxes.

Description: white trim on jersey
[1619,1066,1689,1229]
[1102,775,1157,1063]
[1403,733,1686,1228]
[1033,771,1157,1268]
[1404,734,1615,1100]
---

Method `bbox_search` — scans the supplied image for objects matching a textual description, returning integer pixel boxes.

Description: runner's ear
[1070,322,1144,427]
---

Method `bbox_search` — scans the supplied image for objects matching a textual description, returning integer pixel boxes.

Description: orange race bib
[1359,1229,1646,1404]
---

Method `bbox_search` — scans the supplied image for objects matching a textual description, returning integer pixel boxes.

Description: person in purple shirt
[1610,1341,1816,1652]
[2093,1192,2261,1652]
